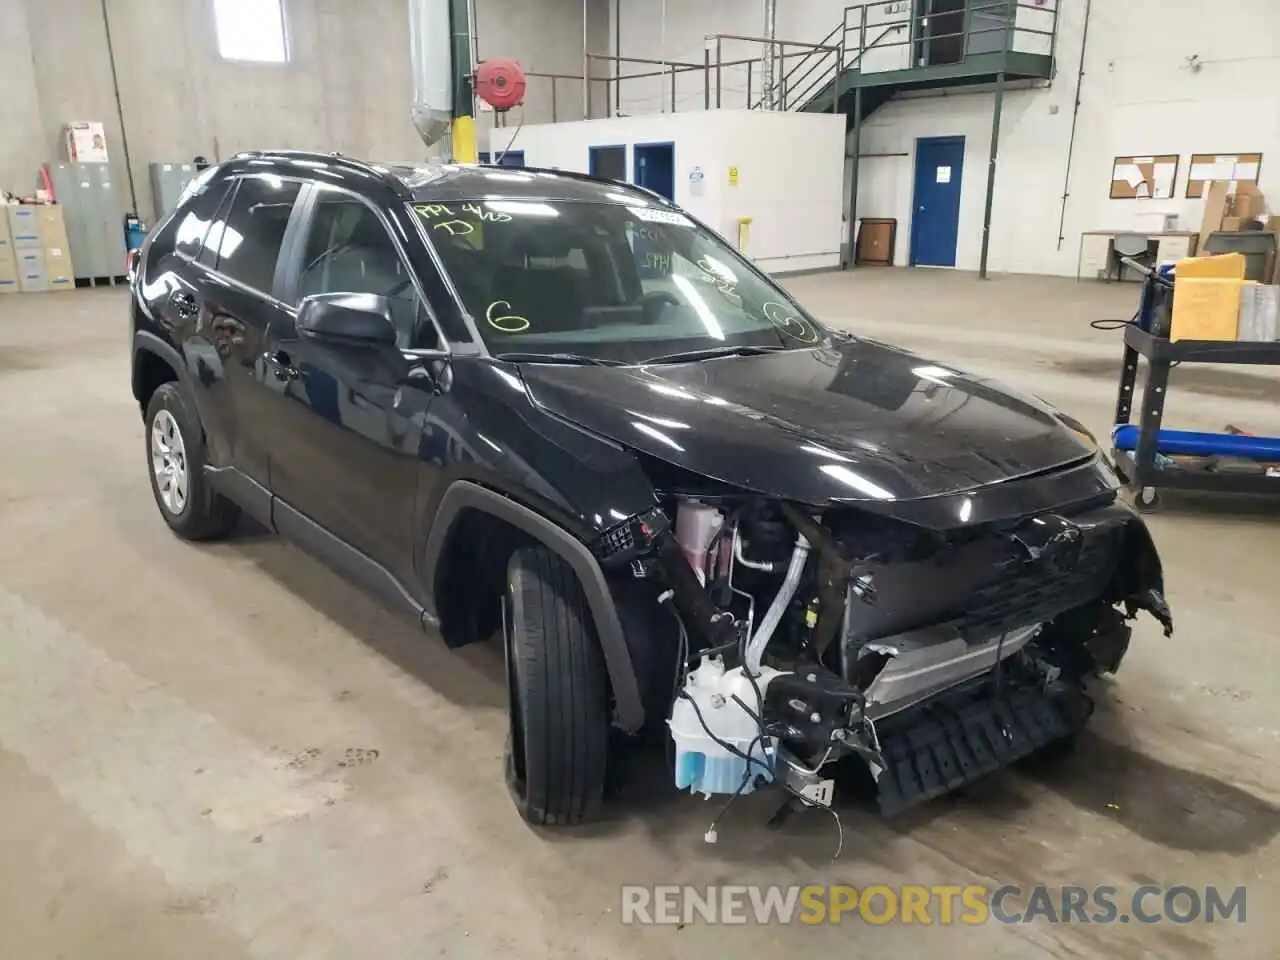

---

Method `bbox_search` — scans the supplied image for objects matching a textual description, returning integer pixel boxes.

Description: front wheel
[145,383,240,541]
[503,546,609,825]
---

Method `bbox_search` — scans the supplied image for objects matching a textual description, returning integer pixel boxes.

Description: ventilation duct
[760,0,778,109]
[409,0,454,151]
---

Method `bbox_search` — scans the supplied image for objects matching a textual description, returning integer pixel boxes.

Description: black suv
[130,151,1171,827]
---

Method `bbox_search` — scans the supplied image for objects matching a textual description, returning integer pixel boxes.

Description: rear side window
[207,175,303,295]
[173,178,234,259]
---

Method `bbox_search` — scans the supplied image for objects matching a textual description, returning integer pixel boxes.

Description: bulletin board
[1185,153,1263,198]
[1109,155,1179,200]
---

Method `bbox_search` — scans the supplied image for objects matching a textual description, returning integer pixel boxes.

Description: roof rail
[514,165,673,206]
[231,149,411,197]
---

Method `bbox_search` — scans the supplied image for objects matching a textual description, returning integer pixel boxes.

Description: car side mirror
[297,292,397,347]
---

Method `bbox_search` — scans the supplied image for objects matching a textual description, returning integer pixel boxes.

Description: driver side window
[299,195,438,350]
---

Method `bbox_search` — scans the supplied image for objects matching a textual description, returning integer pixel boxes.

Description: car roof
[388,162,661,205]
[228,150,663,206]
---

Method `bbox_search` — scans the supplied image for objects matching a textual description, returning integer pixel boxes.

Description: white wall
[488,110,846,273]
[610,0,1280,276]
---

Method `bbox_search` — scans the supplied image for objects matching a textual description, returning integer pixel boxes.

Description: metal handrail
[783,24,902,111]
[586,0,1058,118]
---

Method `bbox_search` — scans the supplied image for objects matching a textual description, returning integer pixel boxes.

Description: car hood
[517,339,1097,505]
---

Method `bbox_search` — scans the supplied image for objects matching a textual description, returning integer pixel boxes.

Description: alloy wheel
[150,409,189,515]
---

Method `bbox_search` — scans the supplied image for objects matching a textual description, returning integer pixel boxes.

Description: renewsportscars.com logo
[620,884,1248,926]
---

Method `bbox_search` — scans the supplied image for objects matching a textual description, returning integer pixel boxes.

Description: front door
[909,136,965,268]
[262,186,440,585]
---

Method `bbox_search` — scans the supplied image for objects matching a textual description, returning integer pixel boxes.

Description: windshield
[412,198,827,363]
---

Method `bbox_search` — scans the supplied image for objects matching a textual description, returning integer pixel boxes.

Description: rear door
[144,174,236,463]
[260,185,443,585]
[197,174,309,492]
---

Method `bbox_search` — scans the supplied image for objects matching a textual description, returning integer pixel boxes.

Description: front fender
[421,480,647,734]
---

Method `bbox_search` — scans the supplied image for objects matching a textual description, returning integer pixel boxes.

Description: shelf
[1124,325,1280,365]
[1114,450,1280,496]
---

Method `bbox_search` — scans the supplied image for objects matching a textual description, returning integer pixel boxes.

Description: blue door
[633,142,676,201]
[909,136,965,267]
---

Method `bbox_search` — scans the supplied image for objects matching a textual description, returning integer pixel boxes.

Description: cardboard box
[6,206,42,248]
[1233,182,1266,221]
[1171,277,1251,341]
[1239,284,1279,341]
[1199,180,1232,249]
[64,121,109,163]
[1176,252,1246,280]
[1221,216,1244,232]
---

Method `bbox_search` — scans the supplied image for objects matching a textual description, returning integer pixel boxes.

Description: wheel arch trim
[422,480,646,733]
[132,330,187,402]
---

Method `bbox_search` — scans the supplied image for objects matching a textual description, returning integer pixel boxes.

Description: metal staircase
[759,0,1060,124]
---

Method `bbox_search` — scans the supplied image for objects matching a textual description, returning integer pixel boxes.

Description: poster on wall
[1109,155,1179,199]
[1185,153,1263,198]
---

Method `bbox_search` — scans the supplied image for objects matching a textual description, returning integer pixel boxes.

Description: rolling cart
[1110,257,1280,509]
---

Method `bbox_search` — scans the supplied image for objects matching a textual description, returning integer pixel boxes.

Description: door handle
[263,349,299,381]
[169,291,199,320]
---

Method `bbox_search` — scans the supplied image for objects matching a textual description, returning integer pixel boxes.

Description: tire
[145,382,240,541]
[503,545,609,825]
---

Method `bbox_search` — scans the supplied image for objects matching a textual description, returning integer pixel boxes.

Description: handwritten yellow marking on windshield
[694,257,741,305]
[413,203,455,219]
[764,301,818,343]
[433,220,475,236]
[486,300,530,333]
[461,202,513,223]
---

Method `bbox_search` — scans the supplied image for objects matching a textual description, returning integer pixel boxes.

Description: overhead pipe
[760,0,778,109]
[408,0,454,154]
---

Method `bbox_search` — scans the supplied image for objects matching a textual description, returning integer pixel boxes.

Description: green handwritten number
[486,299,530,333]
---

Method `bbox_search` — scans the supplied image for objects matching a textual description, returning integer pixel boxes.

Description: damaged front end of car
[593,459,1172,824]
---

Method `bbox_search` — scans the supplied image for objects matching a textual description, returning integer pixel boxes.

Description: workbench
[1111,324,1280,507]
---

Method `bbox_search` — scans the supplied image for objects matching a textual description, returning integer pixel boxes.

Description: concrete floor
[1,272,1277,958]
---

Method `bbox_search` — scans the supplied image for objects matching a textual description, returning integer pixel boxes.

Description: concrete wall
[604,0,1280,276]
[1,0,606,221]
[486,109,846,273]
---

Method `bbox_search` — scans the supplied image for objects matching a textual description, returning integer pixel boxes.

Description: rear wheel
[145,383,240,541]
[503,546,609,825]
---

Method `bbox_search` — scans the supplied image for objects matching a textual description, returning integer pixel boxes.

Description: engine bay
[601,487,1173,843]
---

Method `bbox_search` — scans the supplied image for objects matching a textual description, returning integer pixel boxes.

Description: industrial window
[213,0,289,63]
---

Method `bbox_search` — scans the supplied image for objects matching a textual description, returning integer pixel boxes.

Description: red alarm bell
[475,58,527,112]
